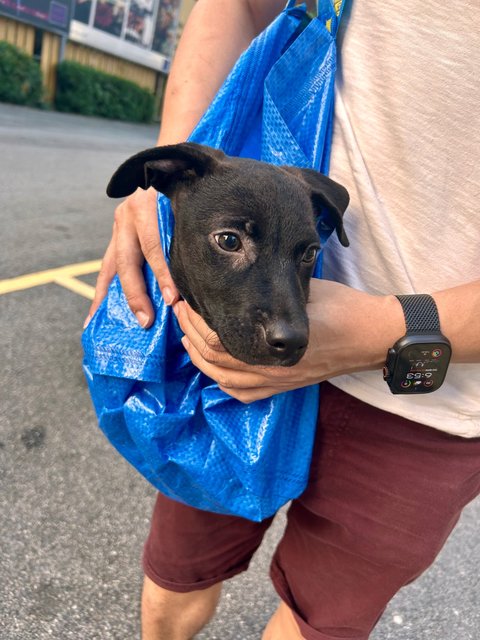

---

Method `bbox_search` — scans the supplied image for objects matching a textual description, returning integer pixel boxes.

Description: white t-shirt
[323,0,480,437]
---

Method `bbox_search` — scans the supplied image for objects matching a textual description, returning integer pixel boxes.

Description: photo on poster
[125,0,155,47]
[73,0,92,24]
[152,0,180,57]
[94,0,125,37]
[69,0,181,70]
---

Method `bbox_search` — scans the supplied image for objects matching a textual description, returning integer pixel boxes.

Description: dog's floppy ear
[283,167,350,247]
[107,143,226,198]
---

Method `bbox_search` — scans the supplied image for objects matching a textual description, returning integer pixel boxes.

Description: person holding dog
[85,0,480,638]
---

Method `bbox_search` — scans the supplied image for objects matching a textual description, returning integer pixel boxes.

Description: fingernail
[83,314,92,329]
[162,287,174,306]
[135,311,150,328]
[181,336,189,349]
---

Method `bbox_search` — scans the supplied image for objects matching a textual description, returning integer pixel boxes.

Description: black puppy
[107,143,349,367]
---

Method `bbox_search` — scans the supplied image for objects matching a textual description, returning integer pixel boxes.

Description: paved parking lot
[0,103,479,639]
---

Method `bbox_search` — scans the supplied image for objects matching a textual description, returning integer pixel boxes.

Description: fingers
[174,301,284,397]
[84,235,116,328]
[91,188,180,330]
[174,301,225,350]
[112,207,151,327]
[173,301,308,402]
[134,189,179,306]
[218,385,280,403]
[118,188,179,324]
[181,335,270,392]
[174,301,253,370]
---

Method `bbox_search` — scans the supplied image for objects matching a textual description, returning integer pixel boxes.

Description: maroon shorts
[143,382,480,640]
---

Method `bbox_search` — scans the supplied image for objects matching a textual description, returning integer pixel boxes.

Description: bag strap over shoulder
[285,0,347,34]
[319,0,347,34]
[332,0,347,19]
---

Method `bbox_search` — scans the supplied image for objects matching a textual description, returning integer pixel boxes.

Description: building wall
[0,16,60,101]
[0,15,35,55]
[64,41,157,92]
[0,0,196,107]
[41,31,62,103]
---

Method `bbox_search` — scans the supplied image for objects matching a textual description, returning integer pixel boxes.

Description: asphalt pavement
[0,103,479,640]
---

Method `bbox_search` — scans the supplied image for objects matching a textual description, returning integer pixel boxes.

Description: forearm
[311,279,480,376]
[157,0,286,146]
[172,278,480,404]
[351,280,480,366]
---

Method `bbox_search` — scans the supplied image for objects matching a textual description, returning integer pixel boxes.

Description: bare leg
[262,602,305,640]
[141,575,223,640]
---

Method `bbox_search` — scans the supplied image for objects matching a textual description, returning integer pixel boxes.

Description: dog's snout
[264,320,308,361]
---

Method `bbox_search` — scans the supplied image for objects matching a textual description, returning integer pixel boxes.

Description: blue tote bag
[82,0,346,521]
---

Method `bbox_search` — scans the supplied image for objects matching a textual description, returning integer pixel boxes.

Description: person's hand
[84,186,179,329]
[173,279,405,403]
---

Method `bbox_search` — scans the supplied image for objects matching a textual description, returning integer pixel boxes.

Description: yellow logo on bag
[334,0,344,15]
[326,0,344,32]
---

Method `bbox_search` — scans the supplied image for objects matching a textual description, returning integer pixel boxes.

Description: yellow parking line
[0,260,101,296]
[54,276,96,300]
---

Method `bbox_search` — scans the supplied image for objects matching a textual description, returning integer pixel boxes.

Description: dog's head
[107,143,349,366]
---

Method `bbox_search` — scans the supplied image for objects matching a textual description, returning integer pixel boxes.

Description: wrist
[361,294,406,369]
[307,281,405,377]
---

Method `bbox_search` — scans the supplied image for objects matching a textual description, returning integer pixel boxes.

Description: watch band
[396,294,440,334]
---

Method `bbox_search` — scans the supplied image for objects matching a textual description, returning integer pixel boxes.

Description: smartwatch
[383,294,451,394]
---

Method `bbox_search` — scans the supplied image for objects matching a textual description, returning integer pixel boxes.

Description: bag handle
[318,0,346,34]
[285,0,346,33]
[332,0,346,19]
[285,0,347,22]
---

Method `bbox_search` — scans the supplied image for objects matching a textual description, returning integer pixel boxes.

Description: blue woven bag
[82,0,346,521]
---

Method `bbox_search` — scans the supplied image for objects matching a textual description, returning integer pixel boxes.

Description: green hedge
[0,41,43,107]
[55,61,155,123]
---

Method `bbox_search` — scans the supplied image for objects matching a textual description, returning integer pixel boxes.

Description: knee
[262,602,305,640]
[142,575,222,638]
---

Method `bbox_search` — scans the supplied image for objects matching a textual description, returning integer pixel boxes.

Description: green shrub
[55,61,155,123]
[0,41,43,107]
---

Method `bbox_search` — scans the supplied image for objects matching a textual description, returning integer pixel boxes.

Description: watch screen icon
[401,380,412,389]
[424,380,434,388]
[432,348,443,358]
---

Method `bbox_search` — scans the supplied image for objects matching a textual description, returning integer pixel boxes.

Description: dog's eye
[215,233,242,252]
[301,246,318,264]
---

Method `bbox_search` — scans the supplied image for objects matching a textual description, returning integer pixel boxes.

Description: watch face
[387,337,452,394]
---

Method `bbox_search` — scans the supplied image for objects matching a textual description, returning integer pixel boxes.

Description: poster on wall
[70,0,181,72]
[151,0,179,58]
[0,0,74,35]
[125,0,154,46]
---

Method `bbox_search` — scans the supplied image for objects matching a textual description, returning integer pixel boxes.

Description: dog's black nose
[264,321,308,360]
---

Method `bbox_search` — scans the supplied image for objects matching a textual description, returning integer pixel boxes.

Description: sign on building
[0,0,74,35]
[70,0,181,72]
